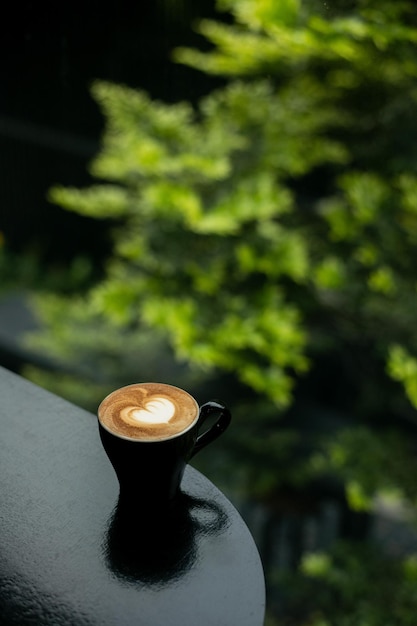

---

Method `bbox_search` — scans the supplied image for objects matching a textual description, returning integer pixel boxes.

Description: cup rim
[97,382,200,443]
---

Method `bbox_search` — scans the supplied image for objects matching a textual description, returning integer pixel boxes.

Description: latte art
[128,398,176,425]
[98,383,199,441]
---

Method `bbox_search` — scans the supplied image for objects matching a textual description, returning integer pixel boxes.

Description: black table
[0,366,265,625]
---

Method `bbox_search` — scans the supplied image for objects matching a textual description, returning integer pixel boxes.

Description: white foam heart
[131,397,175,424]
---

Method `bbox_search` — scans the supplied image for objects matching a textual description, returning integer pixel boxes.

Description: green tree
[26,0,417,492]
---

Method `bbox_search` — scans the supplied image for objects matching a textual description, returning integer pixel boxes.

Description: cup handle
[190,400,231,458]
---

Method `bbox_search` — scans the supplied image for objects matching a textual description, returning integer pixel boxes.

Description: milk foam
[129,398,175,424]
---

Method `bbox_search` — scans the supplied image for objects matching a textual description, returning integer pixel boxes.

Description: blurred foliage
[19,0,417,622]
[310,425,417,510]
[270,542,417,625]
[0,233,96,296]
[31,0,417,411]
[24,0,417,499]
[24,292,206,409]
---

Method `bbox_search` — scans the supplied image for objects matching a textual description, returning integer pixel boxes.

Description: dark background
[0,0,218,264]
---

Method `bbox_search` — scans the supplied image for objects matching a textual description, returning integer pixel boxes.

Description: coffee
[98,383,199,442]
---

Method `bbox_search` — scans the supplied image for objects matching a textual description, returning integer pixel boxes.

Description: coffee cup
[98,382,231,509]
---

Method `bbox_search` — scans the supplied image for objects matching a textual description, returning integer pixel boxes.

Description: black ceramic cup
[98,382,231,511]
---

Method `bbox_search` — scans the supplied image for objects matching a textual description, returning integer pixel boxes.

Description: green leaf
[49,185,130,218]
[387,345,417,409]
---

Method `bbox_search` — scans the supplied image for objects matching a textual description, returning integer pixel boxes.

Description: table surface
[0,366,265,625]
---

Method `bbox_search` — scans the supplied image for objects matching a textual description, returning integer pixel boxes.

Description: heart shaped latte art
[130,397,176,424]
